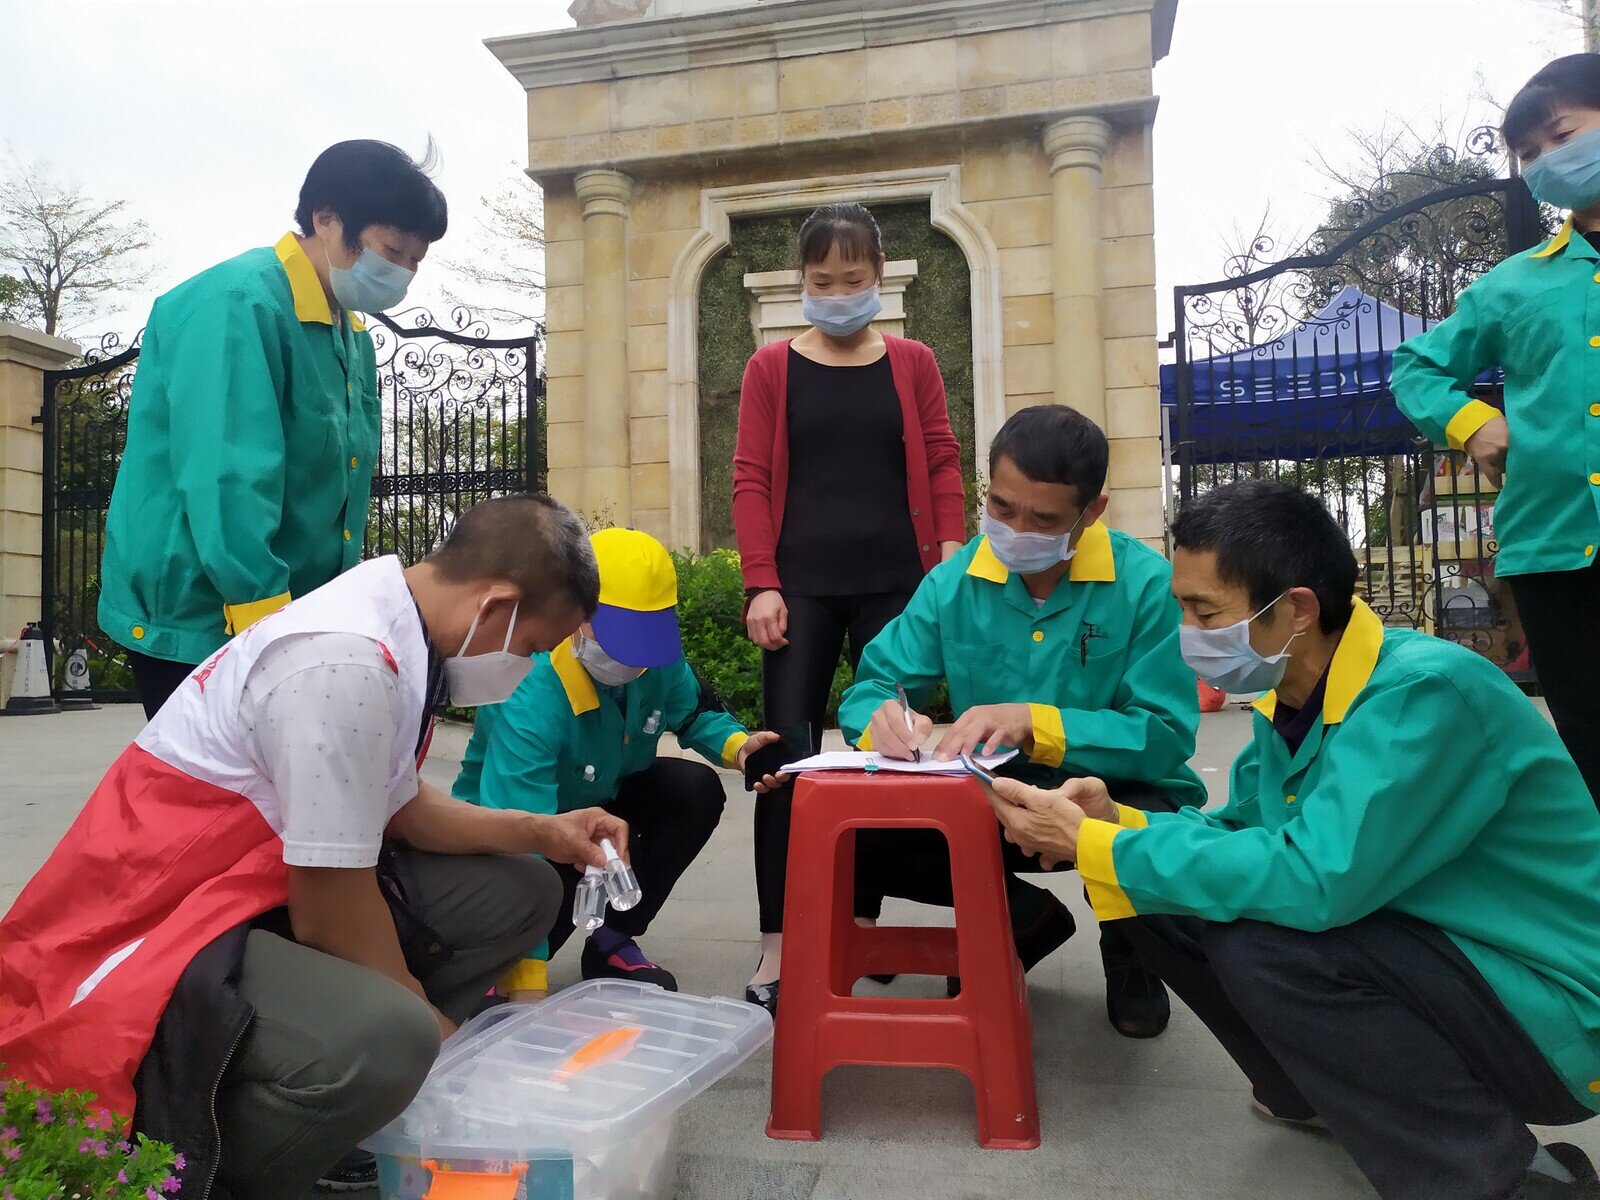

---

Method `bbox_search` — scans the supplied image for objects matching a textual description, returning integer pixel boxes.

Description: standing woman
[733,204,967,1012]
[1393,55,1600,804]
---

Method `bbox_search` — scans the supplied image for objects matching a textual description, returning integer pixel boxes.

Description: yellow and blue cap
[589,528,683,668]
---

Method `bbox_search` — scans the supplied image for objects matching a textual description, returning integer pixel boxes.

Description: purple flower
[147,1189,160,1200]
[161,1175,181,1194]
[1,1148,16,1162]
[35,1097,53,1124]
[79,1137,96,1154]
[117,1173,128,1185]
[173,1153,186,1172]
[0,1129,13,1142]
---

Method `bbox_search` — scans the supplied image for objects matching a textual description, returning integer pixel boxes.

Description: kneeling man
[0,494,628,1200]
[990,480,1600,1200]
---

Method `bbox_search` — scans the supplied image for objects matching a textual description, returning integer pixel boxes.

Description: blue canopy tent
[1159,285,1437,465]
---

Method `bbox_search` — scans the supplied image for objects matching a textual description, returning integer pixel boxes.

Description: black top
[1272,668,1329,756]
[775,346,925,597]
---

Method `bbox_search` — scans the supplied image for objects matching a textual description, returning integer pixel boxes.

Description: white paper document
[779,749,1019,776]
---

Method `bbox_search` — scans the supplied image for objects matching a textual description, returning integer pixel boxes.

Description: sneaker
[316,1149,378,1192]
[1512,1144,1600,1199]
[580,936,678,991]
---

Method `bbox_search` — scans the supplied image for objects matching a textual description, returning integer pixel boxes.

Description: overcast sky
[0,0,1586,342]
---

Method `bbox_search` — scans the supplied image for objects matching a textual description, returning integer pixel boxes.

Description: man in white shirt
[0,493,625,1200]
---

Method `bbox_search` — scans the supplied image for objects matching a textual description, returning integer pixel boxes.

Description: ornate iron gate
[35,307,543,702]
[1167,139,1544,680]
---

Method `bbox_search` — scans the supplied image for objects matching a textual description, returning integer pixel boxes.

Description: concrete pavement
[1,703,1592,1199]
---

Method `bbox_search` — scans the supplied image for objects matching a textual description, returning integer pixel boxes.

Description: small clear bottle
[572,865,608,932]
[600,838,643,911]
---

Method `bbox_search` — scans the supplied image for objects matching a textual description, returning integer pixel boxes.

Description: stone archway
[665,165,1004,551]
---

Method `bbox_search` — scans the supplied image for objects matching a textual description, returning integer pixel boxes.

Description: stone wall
[497,0,1174,547]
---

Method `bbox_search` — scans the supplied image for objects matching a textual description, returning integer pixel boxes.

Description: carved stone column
[1043,115,1111,428]
[574,168,635,521]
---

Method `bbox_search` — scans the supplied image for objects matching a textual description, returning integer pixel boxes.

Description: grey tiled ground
[3,703,1594,1199]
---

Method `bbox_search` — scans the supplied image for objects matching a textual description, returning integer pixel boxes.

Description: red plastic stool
[766,772,1040,1149]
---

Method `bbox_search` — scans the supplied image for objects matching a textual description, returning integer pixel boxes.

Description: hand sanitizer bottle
[599,838,642,911]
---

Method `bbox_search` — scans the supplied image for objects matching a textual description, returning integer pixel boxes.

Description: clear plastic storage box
[362,980,772,1200]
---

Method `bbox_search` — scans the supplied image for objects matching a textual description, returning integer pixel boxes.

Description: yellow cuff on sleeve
[721,731,750,769]
[1444,399,1502,452]
[498,957,548,995]
[1112,803,1150,830]
[223,592,292,636]
[1027,703,1066,768]
[856,726,874,751]
[1077,818,1136,921]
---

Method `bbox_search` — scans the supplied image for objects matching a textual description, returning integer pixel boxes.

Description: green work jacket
[453,640,749,818]
[838,524,1207,806]
[453,639,749,991]
[99,233,379,663]
[1077,600,1600,1112]
[1391,217,1600,577]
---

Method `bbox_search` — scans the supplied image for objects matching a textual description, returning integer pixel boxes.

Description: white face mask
[573,630,646,687]
[442,598,533,707]
[980,508,1087,575]
[1178,592,1299,695]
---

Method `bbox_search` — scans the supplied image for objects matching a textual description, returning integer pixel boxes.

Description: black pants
[128,650,200,721]
[544,757,726,958]
[854,782,1178,962]
[1123,910,1593,1200]
[755,590,915,934]
[1509,559,1600,806]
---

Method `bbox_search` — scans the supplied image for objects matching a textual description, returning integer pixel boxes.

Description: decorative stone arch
[665,165,1005,551]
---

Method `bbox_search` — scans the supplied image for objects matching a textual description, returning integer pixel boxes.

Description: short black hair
[987,405,1109,507]
[1504,54,1600,150]
[1172,481,1357,634]
[294,139,448,250]
[796,203,884,274]
[427,494,599,619]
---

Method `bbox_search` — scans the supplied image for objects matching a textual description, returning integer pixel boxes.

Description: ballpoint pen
[894,682,922,763]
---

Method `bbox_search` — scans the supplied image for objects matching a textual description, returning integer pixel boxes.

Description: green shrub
[0,1075,182,1198]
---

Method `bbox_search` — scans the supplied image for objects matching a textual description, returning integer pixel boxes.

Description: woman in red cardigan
[733,203,966,1013]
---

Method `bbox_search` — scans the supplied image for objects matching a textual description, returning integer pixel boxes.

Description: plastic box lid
[363,980,772,1160]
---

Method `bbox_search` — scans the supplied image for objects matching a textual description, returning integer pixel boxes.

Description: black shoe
[581,937,677,990]
[316,1149,378,1192]
[745,978,779,1017]
[947,893,1076,997]
[1512,1144,1600,1198]
[867,973,897,985]
[1102,943,1169,1039]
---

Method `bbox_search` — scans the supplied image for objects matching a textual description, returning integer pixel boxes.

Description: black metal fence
[1167,134,1545,682]
[35,307,543,702]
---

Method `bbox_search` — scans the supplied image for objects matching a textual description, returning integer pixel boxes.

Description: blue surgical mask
[801,285,883,338]
[329,247,415,314]
[1522,127,1600,211]
[1178,592,1299,695]
[980,508,1086,576]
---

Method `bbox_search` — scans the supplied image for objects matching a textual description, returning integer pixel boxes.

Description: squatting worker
[99,139,447,719]
[841,405,1206,1040]
[0,495,631,1200]
[732,202,967,1013]
[1392,53,1600,803]
[454,528,790,1000]
[986,481,1600,1200]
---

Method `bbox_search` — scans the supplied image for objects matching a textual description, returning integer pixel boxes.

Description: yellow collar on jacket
[1253,597,1384,725]
[274,232,366,331]
[550,638,599,716]
[966,519,1117,585]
